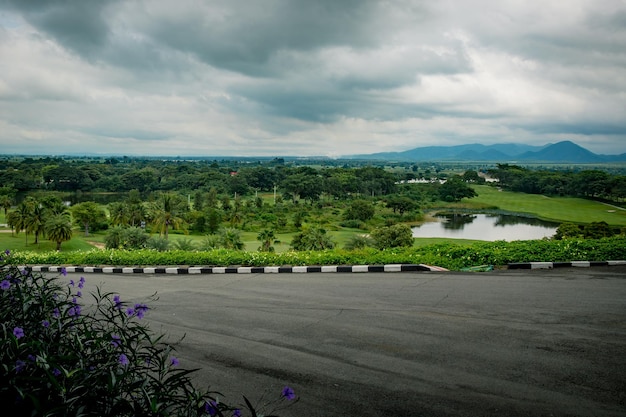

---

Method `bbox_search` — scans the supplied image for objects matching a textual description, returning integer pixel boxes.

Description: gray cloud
[1,0,118,57]
[0,0,624,156]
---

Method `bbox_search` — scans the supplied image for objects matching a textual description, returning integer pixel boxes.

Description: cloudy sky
[1,0,625,157]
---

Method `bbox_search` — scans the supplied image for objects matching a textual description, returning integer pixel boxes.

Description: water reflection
[412,214,559,241]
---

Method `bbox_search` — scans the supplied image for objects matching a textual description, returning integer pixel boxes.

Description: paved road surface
[60,267,626,417]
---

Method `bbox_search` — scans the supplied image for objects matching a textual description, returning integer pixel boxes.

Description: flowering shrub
[7,236,626,271]
[0,250,296,416]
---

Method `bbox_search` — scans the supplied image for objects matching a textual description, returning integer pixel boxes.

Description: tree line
[489,164,626,202]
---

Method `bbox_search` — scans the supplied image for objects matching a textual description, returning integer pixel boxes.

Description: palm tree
[40,196,68,216]
[0,194,12,217]
[45,213,73,251]
[14,200,34,244]
[128,202,147,227]
[6,210,21,237]
[25,204,46,244]
[257,229,276,252]
[150,193,186,240]
[108,202,129,226]
[219,227,244,250]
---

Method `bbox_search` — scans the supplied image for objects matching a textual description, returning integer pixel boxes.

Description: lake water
[412,213,559,241]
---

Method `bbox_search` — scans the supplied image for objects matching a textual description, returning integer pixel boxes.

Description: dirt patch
[87,241,106,250]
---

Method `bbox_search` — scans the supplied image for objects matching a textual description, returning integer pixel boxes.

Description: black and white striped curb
[507,260,626,269]
[23,261,626,274]
[27,264,450,274]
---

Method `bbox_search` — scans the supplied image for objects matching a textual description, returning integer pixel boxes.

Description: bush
[0,250,297,416]
[371,224,414,249]
[6,237,626,270]
[344,200,375,222]
[146,236,170,252]
[339,219,364,229]
[290,228,335,251]
[171,238,197,251]
[105,227,149,250]
[344,234,374,251]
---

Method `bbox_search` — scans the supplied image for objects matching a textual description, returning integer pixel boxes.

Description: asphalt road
[62,267,626,417]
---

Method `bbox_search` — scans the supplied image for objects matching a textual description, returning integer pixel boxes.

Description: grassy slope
[467,185,626,226]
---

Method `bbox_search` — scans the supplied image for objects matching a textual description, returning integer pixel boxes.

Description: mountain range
[351,141,626,163]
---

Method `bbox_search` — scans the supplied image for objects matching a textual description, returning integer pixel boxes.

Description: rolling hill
[351,141,626,163]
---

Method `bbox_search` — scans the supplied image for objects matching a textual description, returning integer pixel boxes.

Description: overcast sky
[1,0,625,157]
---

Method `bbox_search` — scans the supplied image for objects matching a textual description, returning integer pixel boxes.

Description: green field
[465,185,626,226]
[2,184,624,254]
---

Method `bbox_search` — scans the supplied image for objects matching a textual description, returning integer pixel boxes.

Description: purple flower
[15,360,26,373]
[204,401,218,416]
[119,354,129,366]
[76,291,82,298]
[0,280,10,290]
[78,277,85,288]
[69,279,74,287]
[111,334,121,347]
[232,409,241,417]
[52,368,61,377]
[125,307,135,316]
[53,308,60,318]
[68,305,81,316]
[4,249,10,256]
[61,267,67,276]
[27,354,36,362]
[281,386,296,400]
[42,320,50,328]
[134,303,148,319]
[113,294,122,309]
[170,356,179,367]
[13,327,24,339]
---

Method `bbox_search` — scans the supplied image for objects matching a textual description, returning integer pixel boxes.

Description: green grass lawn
[0,230,96,253]
[466,185,626,226]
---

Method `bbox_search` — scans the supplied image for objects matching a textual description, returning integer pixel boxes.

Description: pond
[412,213,559,241]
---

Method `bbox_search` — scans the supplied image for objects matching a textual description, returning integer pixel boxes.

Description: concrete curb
[507,260,626,269]
[23,261,626,274]
[27,264,450,274]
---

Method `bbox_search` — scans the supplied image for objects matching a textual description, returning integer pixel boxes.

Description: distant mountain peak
[349,140,625,163]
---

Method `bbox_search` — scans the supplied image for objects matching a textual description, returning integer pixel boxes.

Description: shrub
[171,238,197,251]
[344,234,374,251]
[0,250,297,416]
[290,228,335,251]
[198,235,221,251]
[6,237,626,270]
[344,200,375,222]
[105,227,149,250]
[371,224,414,249]
[339,219,364,229]
[146,236,170,252]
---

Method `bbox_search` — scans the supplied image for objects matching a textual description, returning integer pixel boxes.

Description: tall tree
[14,199,35,244]
[0,194,12,217]
[149,193,186,239]
[45,213,73,251]
[25,203,46,244]
[71,201,106,236]
[108,202,129,226]
[438,176,478,202]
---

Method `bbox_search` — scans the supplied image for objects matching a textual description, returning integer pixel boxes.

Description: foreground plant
[0,250,296,416]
